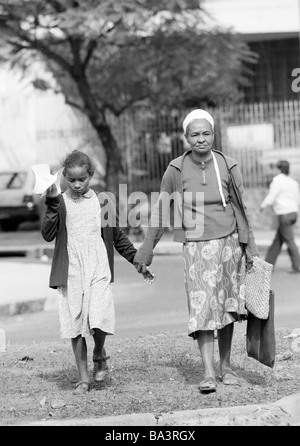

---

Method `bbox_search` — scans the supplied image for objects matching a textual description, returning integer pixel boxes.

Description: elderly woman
[134,109,260,393]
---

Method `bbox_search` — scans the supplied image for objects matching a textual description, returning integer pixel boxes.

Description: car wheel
[0,220,20,231]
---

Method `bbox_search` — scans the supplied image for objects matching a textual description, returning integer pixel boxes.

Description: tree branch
[6,39,31,52]
[44,0,67,14]
[15,31,73,74]
[104,96,146,117]
[68,37,84,78]
[82,15,123,70]
[83,39,97,71]
[64,96,85,111]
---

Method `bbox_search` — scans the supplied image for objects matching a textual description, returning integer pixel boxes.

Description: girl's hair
[62,150,95,176]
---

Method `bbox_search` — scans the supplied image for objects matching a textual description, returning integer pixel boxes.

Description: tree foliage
[0,0,257,193]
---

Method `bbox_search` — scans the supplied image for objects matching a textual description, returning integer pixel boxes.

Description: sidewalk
[0,229,298,316]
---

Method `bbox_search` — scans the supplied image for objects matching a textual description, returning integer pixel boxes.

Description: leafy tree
[0,0,256,195]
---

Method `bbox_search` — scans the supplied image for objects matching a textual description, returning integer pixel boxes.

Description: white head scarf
[182,109,214,134]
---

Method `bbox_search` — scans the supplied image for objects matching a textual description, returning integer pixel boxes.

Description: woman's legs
[196,330,217,392]
[217,322,234,374]
[195,324,239,388]
[196,330,215,379]
[71,335,90,391]
[217,322,239,385]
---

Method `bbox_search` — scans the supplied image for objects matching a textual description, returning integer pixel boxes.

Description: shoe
[73,381,90,395]
[198,377,217,393]
[93,348,110,383]
[219,370,240,386]
[288,268,300,274]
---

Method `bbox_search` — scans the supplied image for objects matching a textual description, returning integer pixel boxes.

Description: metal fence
[37,99,300,192]
[110,100,300,192]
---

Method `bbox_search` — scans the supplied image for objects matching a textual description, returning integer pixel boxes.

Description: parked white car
[0,169,45,231]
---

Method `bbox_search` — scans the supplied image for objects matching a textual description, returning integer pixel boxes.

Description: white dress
[57,188,115,339]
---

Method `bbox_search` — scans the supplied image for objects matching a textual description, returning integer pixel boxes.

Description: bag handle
[212,150,249,225]
[213,150,253,263]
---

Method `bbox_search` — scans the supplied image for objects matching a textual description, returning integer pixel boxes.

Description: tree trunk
[97,121,121,198]
[75,76,122,198]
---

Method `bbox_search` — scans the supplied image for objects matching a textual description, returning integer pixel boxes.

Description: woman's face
[185,119,214,157]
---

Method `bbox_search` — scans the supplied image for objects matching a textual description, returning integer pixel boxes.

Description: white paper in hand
[30,164,63,195]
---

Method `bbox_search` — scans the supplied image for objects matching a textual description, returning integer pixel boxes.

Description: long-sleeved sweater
[41,191,137,289]
[134,149,259,266]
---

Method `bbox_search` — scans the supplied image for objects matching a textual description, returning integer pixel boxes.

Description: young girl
[41,150,154,394]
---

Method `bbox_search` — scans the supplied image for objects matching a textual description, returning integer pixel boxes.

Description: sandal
[219,370,240,386]
[93,348,110,383]
[199,377,217,393]
[73,381,90,394]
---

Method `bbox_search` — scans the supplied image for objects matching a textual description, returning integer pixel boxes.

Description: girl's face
[64,165,92,196]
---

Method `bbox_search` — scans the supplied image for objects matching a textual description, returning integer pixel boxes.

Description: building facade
[203,0,300,102]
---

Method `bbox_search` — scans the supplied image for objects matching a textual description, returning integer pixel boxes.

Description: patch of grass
[0,328,299,425]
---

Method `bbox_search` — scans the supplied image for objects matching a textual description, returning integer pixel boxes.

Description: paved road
[1,252,299,345]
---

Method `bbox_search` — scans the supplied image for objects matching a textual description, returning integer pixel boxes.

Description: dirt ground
[0,326,300,426]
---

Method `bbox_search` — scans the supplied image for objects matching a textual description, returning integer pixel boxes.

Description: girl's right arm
[41,185,60,242]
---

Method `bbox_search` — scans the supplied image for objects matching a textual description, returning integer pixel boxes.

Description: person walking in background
[134,109,260,393]
[41,150,154,394]
[259,159,300,273]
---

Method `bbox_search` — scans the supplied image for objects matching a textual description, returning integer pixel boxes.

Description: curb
[0,245,54,259]
[13,392,300,426]
[0,297,57,317]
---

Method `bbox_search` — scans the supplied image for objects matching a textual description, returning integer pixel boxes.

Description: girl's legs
[93,328,106,358]
[92,328,109,382]
[196,330,215,381]
[71,335,90,393]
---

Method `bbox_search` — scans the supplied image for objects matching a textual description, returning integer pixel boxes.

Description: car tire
[0,220,20,232]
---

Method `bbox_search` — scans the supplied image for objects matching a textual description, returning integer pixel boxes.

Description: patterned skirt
[183,232,247,338]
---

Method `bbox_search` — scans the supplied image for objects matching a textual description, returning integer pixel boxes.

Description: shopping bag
[245,257,273,319]
[246,290,275,368]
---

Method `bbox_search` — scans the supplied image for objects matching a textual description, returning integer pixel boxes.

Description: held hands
[134,262,155,285]
[143,267,155,285]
